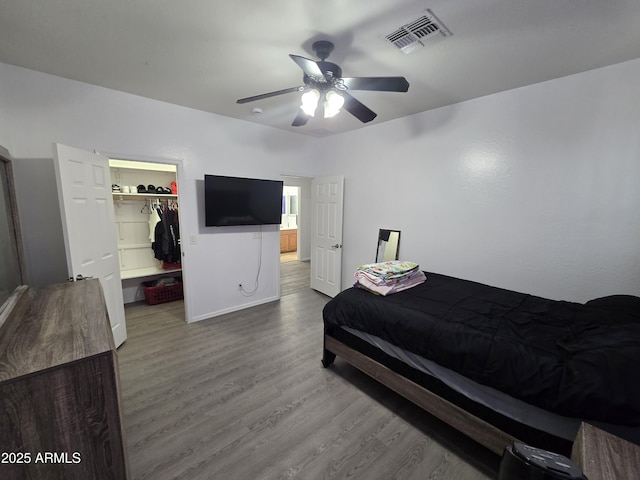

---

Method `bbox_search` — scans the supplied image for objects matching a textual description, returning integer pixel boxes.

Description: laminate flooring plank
[280,260,311,296]
[118,276,500,479]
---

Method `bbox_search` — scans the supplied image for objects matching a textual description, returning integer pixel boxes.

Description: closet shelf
[112,193,177,200]
[120,266,182,280]
[118,244,153,251]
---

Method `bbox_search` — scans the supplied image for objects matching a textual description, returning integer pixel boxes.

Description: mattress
[323,272,640,426]
[341,325,579,440]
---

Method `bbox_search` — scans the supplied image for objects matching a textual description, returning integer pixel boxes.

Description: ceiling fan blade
[291,109,311,127]
[341,91,377,123]
[289,54,326,82]
[236,86,303,104]
[341,77,410,92]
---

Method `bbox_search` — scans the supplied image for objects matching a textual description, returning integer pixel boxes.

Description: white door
[310,175,344,297]
[54,143,127,347]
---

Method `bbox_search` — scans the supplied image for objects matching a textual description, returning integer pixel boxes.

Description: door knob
[330,243,342,249]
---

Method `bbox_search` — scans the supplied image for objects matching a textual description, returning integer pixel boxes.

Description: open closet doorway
[109,157,187,321]
[280,176,312,295]
[54,144,189,347]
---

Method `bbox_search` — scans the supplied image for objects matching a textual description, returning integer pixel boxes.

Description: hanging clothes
[147,200,158,242]
[151,202,180,264]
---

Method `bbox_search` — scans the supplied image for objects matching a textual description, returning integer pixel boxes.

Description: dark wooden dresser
[0,279,129,480]
[571,422,640,480]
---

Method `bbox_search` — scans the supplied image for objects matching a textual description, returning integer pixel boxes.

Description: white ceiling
[1,0,640,137]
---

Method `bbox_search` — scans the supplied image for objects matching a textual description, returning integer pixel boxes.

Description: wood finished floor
[118,262,500,479]
[280,257,311,297]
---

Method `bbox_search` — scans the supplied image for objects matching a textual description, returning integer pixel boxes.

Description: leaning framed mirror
[375,229,401,263]
[0,146,27,326]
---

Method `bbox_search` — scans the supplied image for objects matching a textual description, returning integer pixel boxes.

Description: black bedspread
[323,272,640,425]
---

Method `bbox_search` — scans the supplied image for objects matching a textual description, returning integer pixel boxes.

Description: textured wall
[2,57,639,315]
[0,62,320,321]
[321,59,640,302]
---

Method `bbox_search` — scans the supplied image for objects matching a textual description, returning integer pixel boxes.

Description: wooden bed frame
[323,334,521,456]
[321,271,640,466]
[323,333,640,478]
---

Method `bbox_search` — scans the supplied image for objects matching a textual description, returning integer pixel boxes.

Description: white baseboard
[188,295,280,323]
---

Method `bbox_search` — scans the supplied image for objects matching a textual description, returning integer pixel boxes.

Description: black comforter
[323,272,640,425]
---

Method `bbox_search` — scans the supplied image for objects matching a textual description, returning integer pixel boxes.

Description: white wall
[0,62,322,322]
[2,57,639,314]
[321,59,640,302]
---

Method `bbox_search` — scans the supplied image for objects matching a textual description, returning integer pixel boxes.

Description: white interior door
[310,175,344,297]
[54,143,127,347]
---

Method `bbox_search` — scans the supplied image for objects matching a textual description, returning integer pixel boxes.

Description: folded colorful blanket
[355,260,419,281]
[355,270,426,296]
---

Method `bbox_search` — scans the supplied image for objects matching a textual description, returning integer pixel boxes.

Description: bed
[321,271,640,456]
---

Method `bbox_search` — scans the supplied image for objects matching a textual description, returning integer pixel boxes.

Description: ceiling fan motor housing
[312,40,335,61]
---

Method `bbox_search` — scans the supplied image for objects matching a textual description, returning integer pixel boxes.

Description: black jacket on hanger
[152,204,180,263]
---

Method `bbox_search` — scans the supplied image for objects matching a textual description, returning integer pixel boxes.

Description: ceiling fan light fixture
[238,39,408,128]
[324,90,344,118]
[300,89,320,116]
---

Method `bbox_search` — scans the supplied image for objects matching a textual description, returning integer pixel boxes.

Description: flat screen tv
[204,174,284,226]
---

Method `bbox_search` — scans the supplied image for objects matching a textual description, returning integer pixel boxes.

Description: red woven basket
[162,261,182,270]
[142,280,183,305]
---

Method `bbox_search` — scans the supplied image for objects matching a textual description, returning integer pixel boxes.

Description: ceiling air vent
[385,9,452,54]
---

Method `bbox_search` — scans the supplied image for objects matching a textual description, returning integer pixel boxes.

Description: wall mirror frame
[376,229,401,263]
[0,146,27,326]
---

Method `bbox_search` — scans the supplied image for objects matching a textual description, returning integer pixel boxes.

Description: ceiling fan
[236,40,410,127]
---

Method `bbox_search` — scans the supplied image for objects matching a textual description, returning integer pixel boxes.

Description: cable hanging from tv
[239,226,263,297]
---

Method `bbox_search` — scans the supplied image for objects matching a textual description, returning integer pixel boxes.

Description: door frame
[101,150,190,323]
